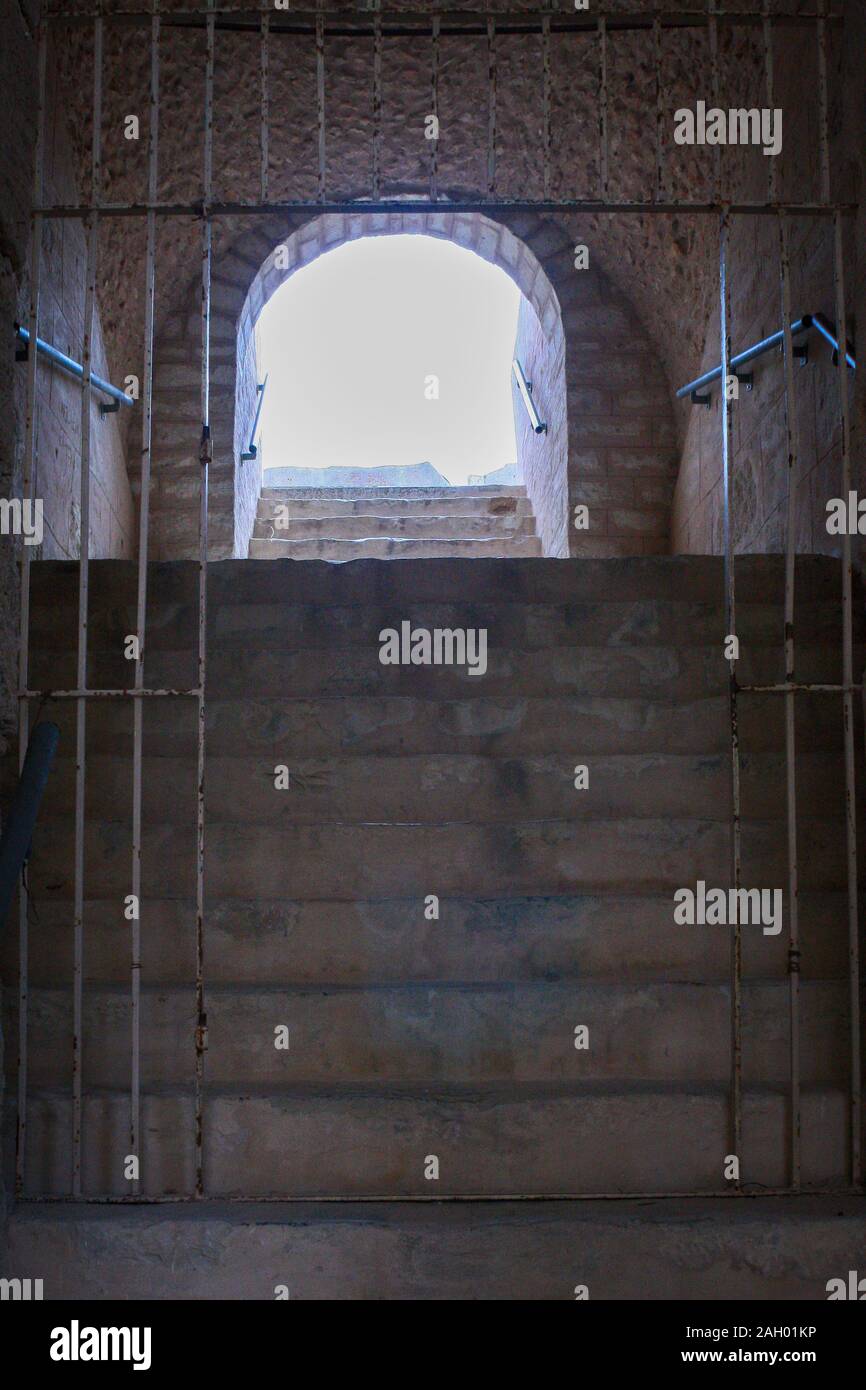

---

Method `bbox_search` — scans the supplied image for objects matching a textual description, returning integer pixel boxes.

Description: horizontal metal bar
[14,324,134,409]
[15,1183,864,1205]
[737,682,863,694]
[512,358,547,435]
[677,312,856,400]
[32,200,858,220]
[240,374,268,462]
[20,688,202,700]
[44,9,846,38]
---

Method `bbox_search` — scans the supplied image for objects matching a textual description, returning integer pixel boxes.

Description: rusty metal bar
[260,6,269,202]
[429,16,439,200]
[129,0,160,1202]
[316,10,326,202]
[653,16,664,202]
[719,206,742,1174]
[708,2,722,204]
[597,16,608,200]
[541,15,551,202]
[15,20,48,1200]
[764,0,801,1190]
[819,0,860,1189]
[779,216,802,1188]
[33,199,856,218]
[194,0,214,1201]
[487,16,496,198]
[371,10,381,198]
[22,688,202,700]
[71,8,103,1198]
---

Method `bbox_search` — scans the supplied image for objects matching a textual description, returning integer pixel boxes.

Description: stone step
[247,536,545,560]
[24,693,857,759]
[7,1085,849,1198]
[7,1194,866,1299]
[26,596,857,656]
[261,485,528,501]
[25,644,859,702]
[252,513,538,541]
[21,815,862,901]
[6,981,849,1090]
[24,555,854,610]
[2,891,852,988]
[256,493,533,520]
[27,752,860,827]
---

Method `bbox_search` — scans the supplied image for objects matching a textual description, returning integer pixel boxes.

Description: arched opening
[233,212,570,559]
[254,234,521,489]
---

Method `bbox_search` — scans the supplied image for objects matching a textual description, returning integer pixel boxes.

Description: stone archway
[148,209,677,561]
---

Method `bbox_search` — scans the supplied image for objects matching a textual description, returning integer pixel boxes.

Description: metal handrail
[677,312,856,404]
[511,357,547,434]
[14,323,134,411]
[241,374,268,460]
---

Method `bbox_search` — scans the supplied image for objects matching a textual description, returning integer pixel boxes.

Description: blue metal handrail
[241,374,268,461]
[677,312,856,404]
[14,323,134,411]
[512,358,547,435]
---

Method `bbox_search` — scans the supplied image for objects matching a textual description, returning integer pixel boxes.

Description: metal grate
[15,0,860,1203]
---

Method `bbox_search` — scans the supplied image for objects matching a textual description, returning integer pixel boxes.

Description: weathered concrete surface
[5,1196,866,1300]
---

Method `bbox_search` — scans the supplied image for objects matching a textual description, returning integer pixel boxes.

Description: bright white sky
[254,234,520,486]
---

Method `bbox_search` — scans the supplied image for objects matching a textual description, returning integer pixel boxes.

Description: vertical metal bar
[597,17,608,201]
[779,215,802,1189]
[720,206,742,1171]
[816,0,831,207]
[541,16,551,203]
[371,10,382,198]
[834,207,861,1188]
[818,0,860,1189]
[15,19,48,1199]
[765,2,801,1190]
[196,0,215,1201]
[653,16,664,203]
[130,0,160,1202]
[707,2,722,204]
[429,16,439,202]
[71,8,103,1198]
[260,6,269,203]
[486,17,496,199]
[316,10,326,203]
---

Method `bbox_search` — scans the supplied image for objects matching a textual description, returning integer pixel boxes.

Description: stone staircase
[248,484,542,560]
[2,554,865,1298]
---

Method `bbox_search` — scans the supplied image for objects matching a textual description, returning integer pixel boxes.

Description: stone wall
[146,208,676,560]
[0,0,134,749]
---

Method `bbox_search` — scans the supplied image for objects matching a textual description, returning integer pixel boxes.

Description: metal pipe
[597,17,608,200]
[129,0,160,1205]
[719,206,742,1176]
[260,6,269,202]
[240,374,268,461]
[541,16,551,203]
[0,723,60,931]
[32,199,858,218]
[14,325,134,409]
[71,8,103,1199]
[676,315,855,401]
[487,17,496,198]
[316,11,326,202]
[512,358,547,435]
[778,211,802,1189]
[653,16,664,203]
[371,10,381,199]
[15,19,48,1200]
[195,0,215,1200]
[429,16,439,201]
